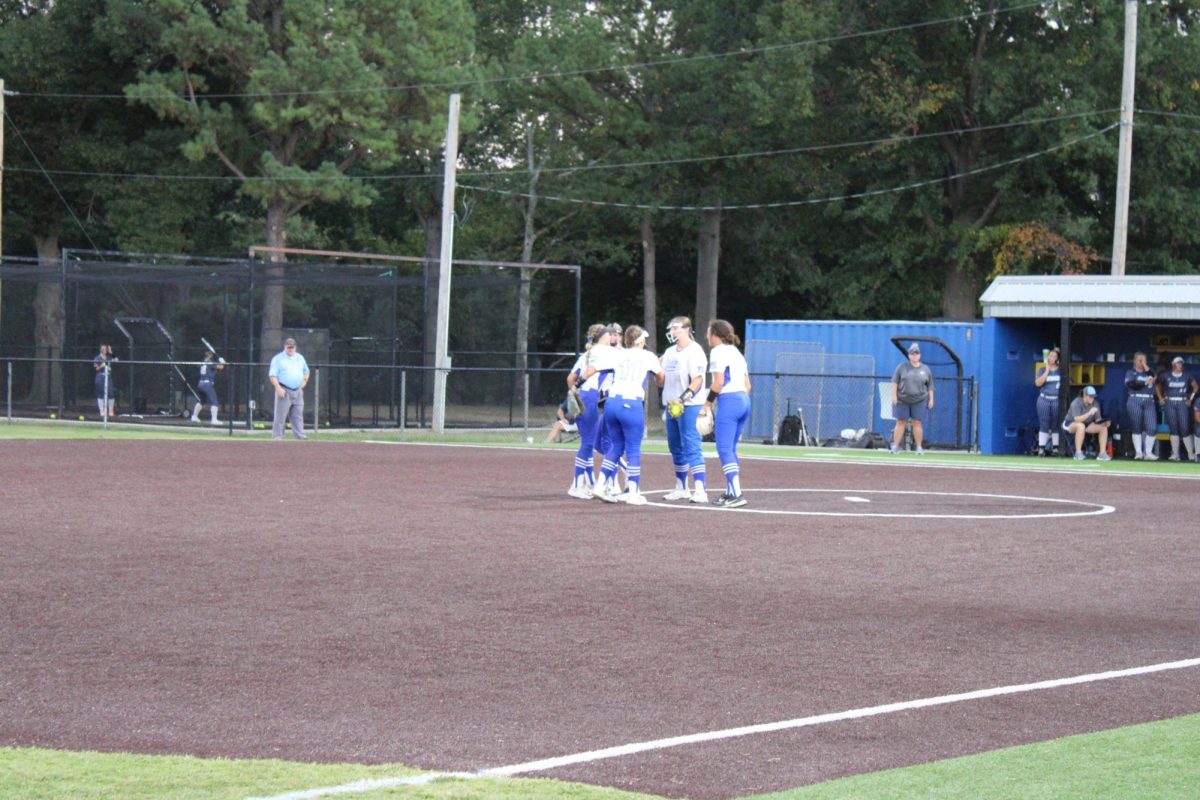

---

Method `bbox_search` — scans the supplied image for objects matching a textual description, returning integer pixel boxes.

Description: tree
[112,0,477,357]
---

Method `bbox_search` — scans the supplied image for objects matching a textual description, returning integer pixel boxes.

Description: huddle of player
[565,317,751,508]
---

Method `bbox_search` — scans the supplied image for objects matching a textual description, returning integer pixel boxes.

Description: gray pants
[272,386,306,440]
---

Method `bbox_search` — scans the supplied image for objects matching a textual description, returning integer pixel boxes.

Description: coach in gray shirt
[891,343,934,454]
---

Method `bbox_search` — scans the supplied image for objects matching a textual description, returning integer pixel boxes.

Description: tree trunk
[641,212,660,420]
[260,203,287,359]
[694,196,722,339]
[941,261,980,320]
[27,234,64,407]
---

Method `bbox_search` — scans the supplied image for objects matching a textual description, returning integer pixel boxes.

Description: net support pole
[1110,0,1137,276]
[313,367,319,435]
[399,370,407,432]
[523,372,530,441]
[432,93,461,434]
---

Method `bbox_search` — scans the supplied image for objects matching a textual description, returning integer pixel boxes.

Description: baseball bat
[201,337,218,356]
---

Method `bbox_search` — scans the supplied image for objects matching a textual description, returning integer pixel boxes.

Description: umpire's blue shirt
[269,350,309,389]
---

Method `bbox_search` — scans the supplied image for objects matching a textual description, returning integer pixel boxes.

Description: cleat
[1097,453,1112,462]
[1133,452,1143,461]
[1144,452,1158,461]
[711,492,732,506]
[210,419,222,425]
[915,447,925,455]
[1169,454,1181,462]
[689,490,709,504]
[624,492,647,506]
[190,415,200,423]
[594,484,620,504]
[662,488,692,501]
[1073,451,1086,461]
[721,495,747,508]
[567,486,593,500]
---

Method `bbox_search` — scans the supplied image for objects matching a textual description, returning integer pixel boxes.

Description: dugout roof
[980,275,1200,321]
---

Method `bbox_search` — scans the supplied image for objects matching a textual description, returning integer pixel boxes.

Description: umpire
[268,338,309,440]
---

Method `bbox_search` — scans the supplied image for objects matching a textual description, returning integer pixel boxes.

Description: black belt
[281,384,301,391]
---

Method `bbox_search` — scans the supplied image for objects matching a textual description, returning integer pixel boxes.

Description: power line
[3,109,1115,184]
[9,1,1052,101]
[459,124,1119,212]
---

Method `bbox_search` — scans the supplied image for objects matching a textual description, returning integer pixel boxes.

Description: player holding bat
[1062,385,1111,461]
[191,347,226,425]
[658,316,709,503]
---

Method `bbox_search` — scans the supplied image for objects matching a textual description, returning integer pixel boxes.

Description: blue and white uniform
[709,343,751,500]
[598,348,663,496]
[1035,364,1060,449]
[661,340,708,494]
[1125,365,1158,457]
[571,343,617,490]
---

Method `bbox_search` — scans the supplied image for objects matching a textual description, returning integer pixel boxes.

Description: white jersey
[582,343,618,392]
[708,343,749,395]
[661,340,709,405]
[608,349,663,400]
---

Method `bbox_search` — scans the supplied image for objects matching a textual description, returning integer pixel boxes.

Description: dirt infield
[1,440,1198,798]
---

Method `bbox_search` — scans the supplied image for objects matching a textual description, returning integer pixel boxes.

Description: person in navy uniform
[1034,347,1062,456]
[1156,356,1197,462]
[1125,351,1159,460]
[93,343,117,419]
[191,351,226,425]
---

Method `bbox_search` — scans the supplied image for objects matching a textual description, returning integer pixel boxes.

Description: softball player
[1156,356,1196,461]
[659,316,709,503]
[1124,351,1159,460]
[594,326,664,506]
[191,351,226,425]
[1034,348,1061,456]
[566,324,618,499]
[93,343,117,419]
[703,319,751,508]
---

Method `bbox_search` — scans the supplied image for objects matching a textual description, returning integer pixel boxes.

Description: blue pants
[573,389,601,485]
[714,392,750,491]
[665,404,705,486]
[1036,396,1059,434]
[602,397,645,488]
[1126,396,1156,435]
[197,382,218,406]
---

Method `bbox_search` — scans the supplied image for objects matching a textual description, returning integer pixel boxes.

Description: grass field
[3,714,1198,799]
[3,419,1198,799]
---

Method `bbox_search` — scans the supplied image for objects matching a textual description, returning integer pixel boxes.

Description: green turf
[3,714,1198,799]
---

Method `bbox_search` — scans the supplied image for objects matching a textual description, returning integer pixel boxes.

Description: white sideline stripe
[248,657,1200,800]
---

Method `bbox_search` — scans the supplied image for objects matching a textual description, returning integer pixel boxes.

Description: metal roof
[980,275,1200,320]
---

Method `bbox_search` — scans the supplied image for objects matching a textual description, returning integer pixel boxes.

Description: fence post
[522,372,530,441]
[6,362,11,421]
[771,373,782,444]
[399,370,407,433]
[313,367,319,435]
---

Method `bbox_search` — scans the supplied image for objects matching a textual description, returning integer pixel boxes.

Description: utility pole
[1,79,6,343]
[1110,0,1137,276]
[432,93,461,434]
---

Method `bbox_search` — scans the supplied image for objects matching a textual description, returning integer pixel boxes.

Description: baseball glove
[667,399,685,419]
[566,390,584,418]
[695,408,714,436]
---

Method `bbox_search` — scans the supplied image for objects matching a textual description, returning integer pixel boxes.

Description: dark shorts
[893,401,929,423]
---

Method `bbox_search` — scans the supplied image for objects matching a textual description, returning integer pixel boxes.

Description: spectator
[890,343,934,454]
[1063,385,1111,461]
[546,396,579,443]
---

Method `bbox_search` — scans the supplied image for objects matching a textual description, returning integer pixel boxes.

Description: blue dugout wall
[744,320,983,447]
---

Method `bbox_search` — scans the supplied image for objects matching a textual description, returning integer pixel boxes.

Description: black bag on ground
[778,415,803,445]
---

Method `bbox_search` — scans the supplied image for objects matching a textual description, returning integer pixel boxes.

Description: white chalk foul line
[248,657,1200,800]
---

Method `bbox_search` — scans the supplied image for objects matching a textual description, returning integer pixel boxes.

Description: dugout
[978,275,1200,455]
[744,320,983,449]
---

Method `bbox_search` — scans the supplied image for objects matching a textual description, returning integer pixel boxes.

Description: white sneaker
[1073,451,1086,461]
[1144,451,1158,461]
[915,447,925,455]
[624,492,647,506]
[567,486,593,500]
[594,484,620,504]
[210,419,222,425]
[662,488,691,501]
[689,490,709,504]
[190,415,200,423]
[1169,454,1181,462]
